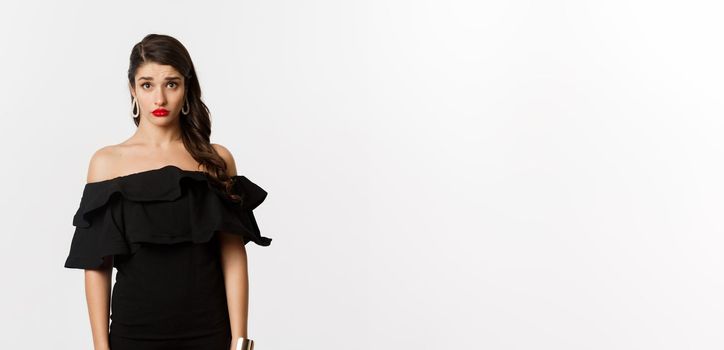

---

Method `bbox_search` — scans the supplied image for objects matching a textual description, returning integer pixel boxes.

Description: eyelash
[141,82,178,89]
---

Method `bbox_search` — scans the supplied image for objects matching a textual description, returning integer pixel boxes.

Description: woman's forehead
[135,62,181,78]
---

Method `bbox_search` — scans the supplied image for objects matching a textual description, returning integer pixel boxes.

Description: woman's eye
[168,82,177,88]
[141,82,151,89]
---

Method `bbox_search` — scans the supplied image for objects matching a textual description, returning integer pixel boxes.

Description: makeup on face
[152,108,170,117]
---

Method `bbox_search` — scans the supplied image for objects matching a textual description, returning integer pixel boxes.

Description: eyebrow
[138,76,182,81]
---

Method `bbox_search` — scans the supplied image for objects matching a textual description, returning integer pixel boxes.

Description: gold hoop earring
[132,97,140,118]
[181,97,190,115]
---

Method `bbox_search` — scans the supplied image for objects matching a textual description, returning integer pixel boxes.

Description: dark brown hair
[127,33,238,200]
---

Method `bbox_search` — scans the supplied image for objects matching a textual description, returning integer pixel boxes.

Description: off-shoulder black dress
[63,165,272,350]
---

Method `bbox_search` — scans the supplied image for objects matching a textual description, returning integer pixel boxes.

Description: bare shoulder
[86,145,122,183]
[211,143,237,177]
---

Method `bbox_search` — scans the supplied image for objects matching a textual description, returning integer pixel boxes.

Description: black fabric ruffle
[64,165,272,269]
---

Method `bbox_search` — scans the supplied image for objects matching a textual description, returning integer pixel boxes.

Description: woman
[64,33,271,350]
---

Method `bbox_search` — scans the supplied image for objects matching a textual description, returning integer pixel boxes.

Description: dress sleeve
[64,191,130,269]
[230,176,272,246]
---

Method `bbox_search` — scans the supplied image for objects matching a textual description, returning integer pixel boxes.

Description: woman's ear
[128,82,135,97]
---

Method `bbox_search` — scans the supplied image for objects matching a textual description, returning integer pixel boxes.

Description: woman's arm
[213,143,251,348]
[82,149,116,350]
[220,232,250,342]
[84,255,113,350]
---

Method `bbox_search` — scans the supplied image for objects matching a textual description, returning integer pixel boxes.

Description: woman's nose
[155,91,166,105]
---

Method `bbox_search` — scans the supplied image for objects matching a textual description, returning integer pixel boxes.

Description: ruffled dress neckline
[84,164,208,185]
[64,164,272,269]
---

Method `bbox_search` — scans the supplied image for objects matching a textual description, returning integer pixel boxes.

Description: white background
[1,0,722,349]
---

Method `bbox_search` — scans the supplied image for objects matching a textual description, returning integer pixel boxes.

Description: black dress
[63,165,272,350]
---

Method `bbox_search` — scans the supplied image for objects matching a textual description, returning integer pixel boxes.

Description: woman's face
[130,62,186,124]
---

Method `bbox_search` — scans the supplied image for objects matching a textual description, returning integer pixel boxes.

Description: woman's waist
[110,283,230,339]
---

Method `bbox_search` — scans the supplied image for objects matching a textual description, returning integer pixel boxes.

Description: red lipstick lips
[152,108,169,117]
